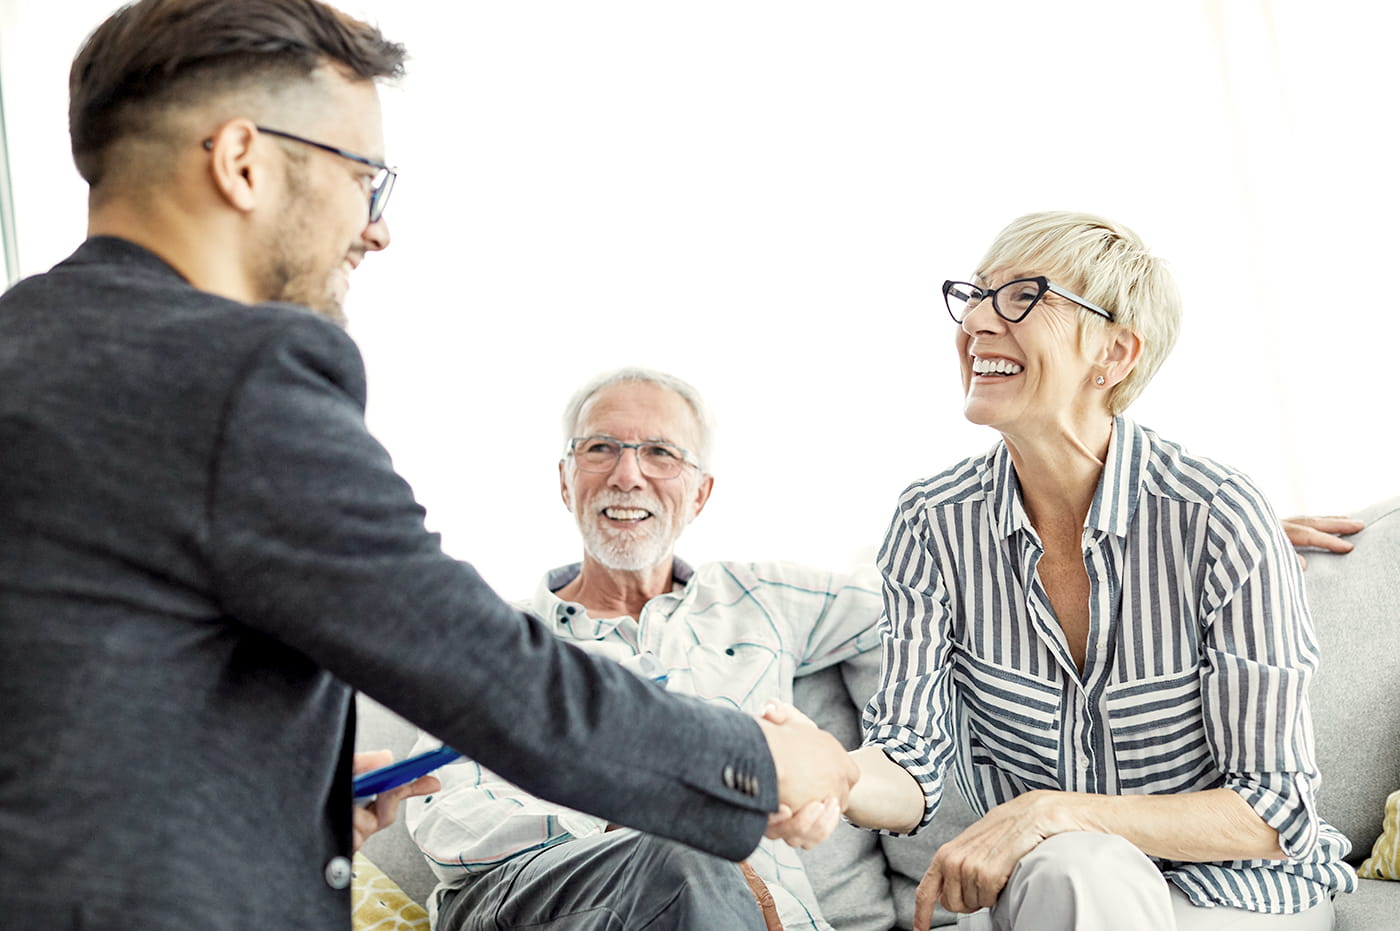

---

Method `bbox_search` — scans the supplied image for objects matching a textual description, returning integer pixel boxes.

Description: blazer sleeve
[202,315,774,860]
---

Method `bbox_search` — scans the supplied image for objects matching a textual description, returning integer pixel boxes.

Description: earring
[1095,375,1106,386]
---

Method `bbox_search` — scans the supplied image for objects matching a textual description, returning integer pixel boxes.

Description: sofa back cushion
[1304,496,1400,862]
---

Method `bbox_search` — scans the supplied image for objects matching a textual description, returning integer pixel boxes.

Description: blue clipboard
[353,745,460,802]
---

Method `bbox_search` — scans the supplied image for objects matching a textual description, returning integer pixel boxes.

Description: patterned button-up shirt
[406,558,882,929]
[863,417,1357,913]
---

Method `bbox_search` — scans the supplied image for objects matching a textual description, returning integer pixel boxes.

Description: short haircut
[975,211,1182,414]
[561,368,716,474]
[69,0,407,187]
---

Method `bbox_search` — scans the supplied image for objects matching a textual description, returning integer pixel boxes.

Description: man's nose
[607,447,647,490]
[362,215,390,252]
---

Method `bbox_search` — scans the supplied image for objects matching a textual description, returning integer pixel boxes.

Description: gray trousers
[959,832,1334,931]
[436,829,768,931]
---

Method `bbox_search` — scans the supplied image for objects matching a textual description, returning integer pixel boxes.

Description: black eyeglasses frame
[942,276,1115,325]
[253,126,397,223]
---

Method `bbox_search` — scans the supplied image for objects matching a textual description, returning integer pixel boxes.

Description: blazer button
[324,855,353,890]
[723,764,736,790]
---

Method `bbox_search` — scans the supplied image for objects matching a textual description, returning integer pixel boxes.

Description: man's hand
[1282,515,1363,569]
[764,797,841,849]
[755,701,858,825]
[739,860,785,930]
[352,750,441,852]
[912,792,1056,931]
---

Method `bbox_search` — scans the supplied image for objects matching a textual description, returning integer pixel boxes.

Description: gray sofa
[357,496,1400,929]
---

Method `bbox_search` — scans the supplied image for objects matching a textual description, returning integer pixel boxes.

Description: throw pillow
[351,851,430,931]
[1359,789,1400,880]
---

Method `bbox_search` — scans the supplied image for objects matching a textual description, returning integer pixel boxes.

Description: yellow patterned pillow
[1359,789,1400,880]
[351,851,430,931]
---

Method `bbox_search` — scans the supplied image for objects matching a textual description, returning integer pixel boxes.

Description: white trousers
[956,832,1334,931]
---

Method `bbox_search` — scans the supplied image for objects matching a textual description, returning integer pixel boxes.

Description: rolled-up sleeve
[860,498,960,833]
[1199,477,1322,859]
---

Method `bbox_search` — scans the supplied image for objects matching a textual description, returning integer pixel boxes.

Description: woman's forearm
[843,745,927,834]
[1048,787,1285,862]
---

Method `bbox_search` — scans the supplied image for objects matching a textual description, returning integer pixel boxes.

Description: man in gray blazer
[0,1,854,928]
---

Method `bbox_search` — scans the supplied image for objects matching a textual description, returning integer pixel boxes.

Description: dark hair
[69,0,406,185]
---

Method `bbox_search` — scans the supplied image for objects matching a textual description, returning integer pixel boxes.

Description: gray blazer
[0,237,774,929]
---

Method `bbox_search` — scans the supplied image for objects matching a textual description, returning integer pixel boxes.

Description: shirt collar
[533,558,694,637]
[1085,415,1146,537]
[986,415,1146,540]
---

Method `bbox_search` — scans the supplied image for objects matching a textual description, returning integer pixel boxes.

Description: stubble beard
[254,159,349,326]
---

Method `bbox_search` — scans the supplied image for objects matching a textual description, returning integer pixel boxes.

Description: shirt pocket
[666,638,787,710]
[954,651,1062,789]
[1104,667,1216,794]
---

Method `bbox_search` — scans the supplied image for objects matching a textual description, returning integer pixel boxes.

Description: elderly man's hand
[352,750,441,852]
[1282,515,1363,568]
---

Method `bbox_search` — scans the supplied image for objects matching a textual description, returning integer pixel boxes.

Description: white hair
[560,367,716,473]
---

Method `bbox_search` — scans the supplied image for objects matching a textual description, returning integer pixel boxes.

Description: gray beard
[578,518,676,572]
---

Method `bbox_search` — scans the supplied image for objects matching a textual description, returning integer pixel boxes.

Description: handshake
[756,701,859,850]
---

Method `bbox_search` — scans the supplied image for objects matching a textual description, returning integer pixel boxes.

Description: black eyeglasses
[943,276,1115,324]
[255,126,397,223]
[566,435,702,479]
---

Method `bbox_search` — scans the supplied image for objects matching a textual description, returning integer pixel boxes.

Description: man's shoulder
[7,236,350,357]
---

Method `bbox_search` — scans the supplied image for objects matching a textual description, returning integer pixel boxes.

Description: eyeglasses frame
[565,435,703,478]
[253,126,397,223]
[942,276,1115,325]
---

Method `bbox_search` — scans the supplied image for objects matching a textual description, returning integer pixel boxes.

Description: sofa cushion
[351,851,430,931]
[1358,789,1400,881]
[793,662,898,931]
[1304,496,1400,862]
[837,647,978,931]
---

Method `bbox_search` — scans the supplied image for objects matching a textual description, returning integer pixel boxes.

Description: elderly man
[0,4,856,928]
[405,367,885,931]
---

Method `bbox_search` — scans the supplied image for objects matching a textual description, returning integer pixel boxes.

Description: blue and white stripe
[862,416,1358,913]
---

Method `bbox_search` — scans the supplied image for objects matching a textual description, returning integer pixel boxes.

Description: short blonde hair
[975,211,1181,414]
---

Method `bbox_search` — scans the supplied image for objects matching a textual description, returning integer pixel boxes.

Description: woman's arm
[845,745,927,833]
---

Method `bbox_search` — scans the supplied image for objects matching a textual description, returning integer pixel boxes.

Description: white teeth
[972,357,1024,376]
[604,507,650,521]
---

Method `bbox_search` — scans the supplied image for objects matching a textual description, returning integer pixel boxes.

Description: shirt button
[1077,756,1091,771]
[324,855,352,890]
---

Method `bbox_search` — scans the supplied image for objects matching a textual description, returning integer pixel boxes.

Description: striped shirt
[406,559,883,930]
[862,417,1357,913]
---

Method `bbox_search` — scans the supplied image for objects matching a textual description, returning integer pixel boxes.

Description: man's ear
[203,119,263,214]
[690,474,715,521]
[558,460,573,510]
[1098,327,1143,389]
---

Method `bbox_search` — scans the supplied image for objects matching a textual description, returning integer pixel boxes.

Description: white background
[1,1,1393,598]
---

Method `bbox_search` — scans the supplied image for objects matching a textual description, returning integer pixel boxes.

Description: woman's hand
[913,791,1058,929]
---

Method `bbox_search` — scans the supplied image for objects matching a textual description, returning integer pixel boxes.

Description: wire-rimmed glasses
[255,126,397,223]
[566,435,701,479]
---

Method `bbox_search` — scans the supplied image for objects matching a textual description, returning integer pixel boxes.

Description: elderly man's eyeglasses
[567,436,701,479]
[255,126,397,223]
[943,277,1115,324]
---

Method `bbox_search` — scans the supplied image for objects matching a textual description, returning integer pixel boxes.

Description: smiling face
[955,266,1112,438]
[253,67,391,324]
[560,381,713,573]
